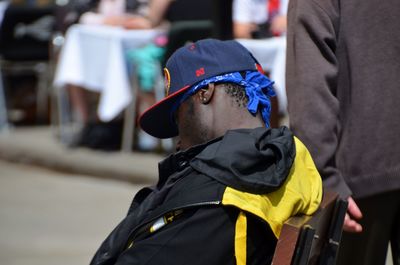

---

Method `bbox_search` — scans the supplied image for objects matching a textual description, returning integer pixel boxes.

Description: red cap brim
[138,85,190,139]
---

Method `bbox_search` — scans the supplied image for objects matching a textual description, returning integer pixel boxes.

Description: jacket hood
[190,127,295,194]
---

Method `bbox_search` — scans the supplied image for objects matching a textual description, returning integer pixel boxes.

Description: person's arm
[285,0,361,232]
[232,0,260,38]
[114,207,276,265]
[147,0,171,27]
[234,22,258,39]
[286,0,349,200]
[270,15,286,35]
[270,0,289,35]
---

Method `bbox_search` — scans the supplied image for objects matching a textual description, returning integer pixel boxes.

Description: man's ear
[197,83,215,105]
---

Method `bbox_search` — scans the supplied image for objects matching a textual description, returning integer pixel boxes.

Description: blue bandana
[171,71,276,127]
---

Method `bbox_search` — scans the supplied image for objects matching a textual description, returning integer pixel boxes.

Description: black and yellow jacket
[90,127,322,265]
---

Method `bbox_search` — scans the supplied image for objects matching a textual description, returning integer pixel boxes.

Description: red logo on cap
[196,67,205,77]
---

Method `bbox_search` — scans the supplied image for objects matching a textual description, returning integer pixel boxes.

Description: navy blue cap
[139,39,262,139]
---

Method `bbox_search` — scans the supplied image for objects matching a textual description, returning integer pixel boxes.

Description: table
[54,24,163,122]
[237,37,287,114]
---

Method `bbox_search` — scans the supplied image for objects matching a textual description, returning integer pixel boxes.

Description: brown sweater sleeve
[285,0,352,198]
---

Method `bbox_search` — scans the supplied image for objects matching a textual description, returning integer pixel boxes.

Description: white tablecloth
[54,24,163,121]
[237,37,287,114]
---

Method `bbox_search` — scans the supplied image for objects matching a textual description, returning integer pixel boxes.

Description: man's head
[139,39,275,150]
[174,81,259,150]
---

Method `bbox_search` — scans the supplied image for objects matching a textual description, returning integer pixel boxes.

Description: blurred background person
[232,0,288,39]
[61,0,157,150]
[285,0,400,264]
[59,0,216,151]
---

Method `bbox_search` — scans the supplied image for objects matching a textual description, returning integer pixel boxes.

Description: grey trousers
[337,189,400,265]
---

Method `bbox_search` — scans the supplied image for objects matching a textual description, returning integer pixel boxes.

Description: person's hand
[343,197,363,233]
[122,16,152,29]
[103,16,126,26]
[270,15,287,35]
[102,15,152,29]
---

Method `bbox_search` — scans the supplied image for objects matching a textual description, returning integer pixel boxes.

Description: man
[91,39,322,265]
[285,0,400,264]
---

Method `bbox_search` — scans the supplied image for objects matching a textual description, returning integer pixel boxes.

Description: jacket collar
[157,127,295,194]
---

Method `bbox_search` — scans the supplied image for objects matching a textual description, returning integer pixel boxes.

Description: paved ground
[0,126,161,184]
[0,160,146,265]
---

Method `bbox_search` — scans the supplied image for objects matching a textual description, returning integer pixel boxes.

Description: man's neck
[213,110,265,139]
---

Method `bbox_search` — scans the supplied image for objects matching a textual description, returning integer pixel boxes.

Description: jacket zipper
[124,200,221,250]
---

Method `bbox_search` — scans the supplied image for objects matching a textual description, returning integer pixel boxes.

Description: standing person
[90,39,323,265]
[285,0,400,264]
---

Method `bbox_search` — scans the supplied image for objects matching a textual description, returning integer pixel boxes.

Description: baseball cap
[139,39,263,139]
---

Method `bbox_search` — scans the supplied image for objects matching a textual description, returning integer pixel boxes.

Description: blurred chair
[211,0,233,40]
[272,190,348,265]
[54,0,94,34]
[161,0,234,66]
[0,5,55,126]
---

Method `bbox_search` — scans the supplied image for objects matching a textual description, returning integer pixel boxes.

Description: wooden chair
[272,191,348,265]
